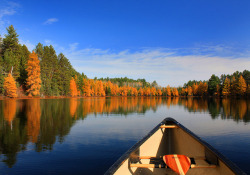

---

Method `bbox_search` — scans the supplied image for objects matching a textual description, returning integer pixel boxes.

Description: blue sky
[1,0,250,86]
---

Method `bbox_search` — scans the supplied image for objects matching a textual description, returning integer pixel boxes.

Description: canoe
[105,118,246,175]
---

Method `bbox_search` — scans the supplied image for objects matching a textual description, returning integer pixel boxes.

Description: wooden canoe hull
[105,118,246,175]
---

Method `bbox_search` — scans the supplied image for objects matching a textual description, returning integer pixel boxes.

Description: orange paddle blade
[163,155,191,175]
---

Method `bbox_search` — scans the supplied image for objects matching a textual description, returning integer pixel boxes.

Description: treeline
[0,25,86,97]
[180,70,250,97]
[0,25,249,98]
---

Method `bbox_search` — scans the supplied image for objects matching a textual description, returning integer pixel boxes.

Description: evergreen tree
[2,25,19,54]
[34,42,44,60]
[57,53,73,95]
[242,70,250,85]
[2,25,21,79]
[19,45,30,85]
[40,45,58,96]
[208,74,220,96]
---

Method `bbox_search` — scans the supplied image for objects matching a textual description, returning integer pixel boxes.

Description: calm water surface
[0,97,249,174]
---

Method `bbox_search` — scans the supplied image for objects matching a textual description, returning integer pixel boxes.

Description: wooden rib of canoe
[105,118,246,175]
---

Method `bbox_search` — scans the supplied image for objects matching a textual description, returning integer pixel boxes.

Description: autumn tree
[157,89,162,96]
[166,85,171,96]
[70,77,78,97]
[26,51,41,96]
[192,83,198,96]
[96,80,106,96]
[187,86,192,96]
[172,88,179,97]
[82,79,91,97]
[3,73,17,98]
[236,75,247,96]
[222,77,230,96]
[139,87,144,96]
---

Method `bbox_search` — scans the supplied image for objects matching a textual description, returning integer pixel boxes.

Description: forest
[0,25,249,98]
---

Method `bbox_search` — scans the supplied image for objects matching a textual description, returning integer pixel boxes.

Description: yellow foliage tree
[139,87,144,96]
[83,78,91,97]
[222,77,230,96]
[3,73,17,98]
[70,77,78,97]
[157,89,162,96]
[26,51,41,96]
[236,75,247,96]
[187,86,192,96]
[166,85,171,96]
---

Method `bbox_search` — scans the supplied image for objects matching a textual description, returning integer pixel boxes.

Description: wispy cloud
[19,39,35,51]
[43,18,58,25]
[0,1,20,34]
[61,45,250,87]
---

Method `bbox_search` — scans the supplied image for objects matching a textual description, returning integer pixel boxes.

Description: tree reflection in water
[0,97,249,167]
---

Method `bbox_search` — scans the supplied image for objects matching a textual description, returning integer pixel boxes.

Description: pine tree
[57,53,73,96]
[3,73,17,98]
[26,51,41,96]
[208,74,220,96]
[19,45,30,85]
[2,25,21,79]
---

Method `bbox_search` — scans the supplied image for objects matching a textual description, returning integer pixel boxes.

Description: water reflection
[0,97,249,168]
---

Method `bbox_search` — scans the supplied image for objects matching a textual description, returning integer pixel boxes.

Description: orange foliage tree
[3,73,17,98]
[96,80,106,96]
[82,78,91,97]
[192,83,198,96]
[187,86,192,96]
[70,77,78,96]
[157,89,162,96]
[166,85,171,96]
[222,77,230,96]
[172,88,179,97]
[26,51,41,96]
[236,75,247,96]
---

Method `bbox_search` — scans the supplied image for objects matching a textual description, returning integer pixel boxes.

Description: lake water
[0,97,249,174]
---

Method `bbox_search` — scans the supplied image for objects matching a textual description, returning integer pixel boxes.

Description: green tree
[40,45,58,96]
[2,25,22,81]
[18,45,30,86]
[57,53,74,95]
[242,70,250,86]
[208,74,220,96]
[2,25,19,54]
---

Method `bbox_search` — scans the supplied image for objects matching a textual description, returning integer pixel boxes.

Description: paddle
[163,154,191,175]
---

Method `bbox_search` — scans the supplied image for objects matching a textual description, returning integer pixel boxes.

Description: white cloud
[62,46,250,87]
[21,40,249,87]
[43,18,58,25]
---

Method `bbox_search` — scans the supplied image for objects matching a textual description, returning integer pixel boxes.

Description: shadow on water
[0,97,249,168]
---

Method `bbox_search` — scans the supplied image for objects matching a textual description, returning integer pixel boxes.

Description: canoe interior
[106,118,245,175]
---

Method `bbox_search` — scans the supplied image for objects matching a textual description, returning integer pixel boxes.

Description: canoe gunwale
[104,117,246,175]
